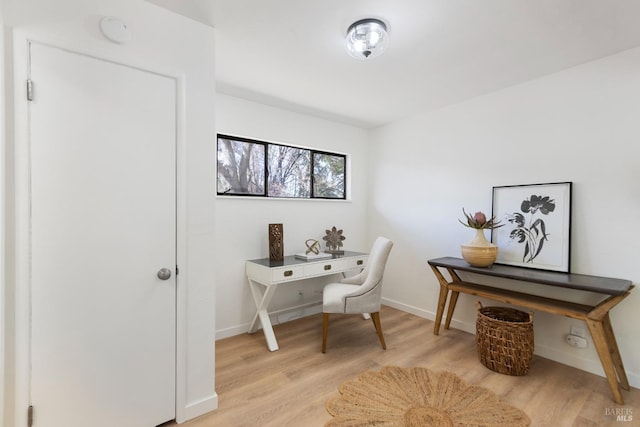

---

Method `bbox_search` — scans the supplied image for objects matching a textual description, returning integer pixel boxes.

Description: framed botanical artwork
[491,182,572,273]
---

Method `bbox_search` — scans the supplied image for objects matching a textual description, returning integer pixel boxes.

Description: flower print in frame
[491,182,572,272]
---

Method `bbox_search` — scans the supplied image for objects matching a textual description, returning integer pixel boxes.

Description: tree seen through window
[217,134,346,199]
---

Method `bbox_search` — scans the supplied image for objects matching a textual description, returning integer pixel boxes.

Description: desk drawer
[271,265,304,283]
[304,257,367,277]
[336,256,367,271]
[304,261,339,277]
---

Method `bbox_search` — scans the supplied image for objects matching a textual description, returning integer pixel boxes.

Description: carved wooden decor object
[269,223,284,261]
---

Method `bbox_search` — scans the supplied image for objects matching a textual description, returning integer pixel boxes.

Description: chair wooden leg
[371,312,386,350]
[322,313,330,353]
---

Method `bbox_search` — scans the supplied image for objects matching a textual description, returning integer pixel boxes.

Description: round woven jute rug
[325,366,530,427]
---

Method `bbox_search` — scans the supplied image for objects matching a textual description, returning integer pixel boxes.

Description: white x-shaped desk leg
[247,278,280,351]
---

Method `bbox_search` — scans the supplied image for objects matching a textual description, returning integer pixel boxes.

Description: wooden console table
[427,256,633,404]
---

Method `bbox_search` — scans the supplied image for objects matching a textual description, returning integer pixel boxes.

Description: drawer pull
[357,260,364,266]
[283,270,293,277]
[324,265,332,271]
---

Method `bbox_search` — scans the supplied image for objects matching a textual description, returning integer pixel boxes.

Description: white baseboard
[177,393,219,424]
[381,297,435,320]
[215,301,323,340]
[269,300,323,325]
[216,323,251,340]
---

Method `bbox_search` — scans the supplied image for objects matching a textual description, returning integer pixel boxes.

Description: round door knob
[157,268,172,280]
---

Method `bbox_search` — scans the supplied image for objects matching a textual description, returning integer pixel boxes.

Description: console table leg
[434,284,449,335]
[602,313,630,391]
[444,291,459,330]
[430,266,451,335]
[586,318,625,404]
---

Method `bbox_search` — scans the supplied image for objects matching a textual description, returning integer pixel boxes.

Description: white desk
[246,251,368,351]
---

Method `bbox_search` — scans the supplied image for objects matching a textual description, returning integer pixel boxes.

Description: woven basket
[475,302,534,376]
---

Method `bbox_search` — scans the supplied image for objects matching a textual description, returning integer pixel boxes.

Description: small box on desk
[294,252,333,261]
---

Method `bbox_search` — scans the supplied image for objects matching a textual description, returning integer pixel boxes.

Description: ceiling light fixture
[345,18,389,60]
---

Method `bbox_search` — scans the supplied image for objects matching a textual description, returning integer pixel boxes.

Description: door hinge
[26,79,34,101]
[176,265,179,275]
[27,405,34,427]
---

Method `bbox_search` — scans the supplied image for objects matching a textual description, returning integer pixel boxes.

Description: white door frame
[0,11,6,427]
[12,35,189,426]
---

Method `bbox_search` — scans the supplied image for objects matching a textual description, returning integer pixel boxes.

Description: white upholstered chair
[321,237,393,353]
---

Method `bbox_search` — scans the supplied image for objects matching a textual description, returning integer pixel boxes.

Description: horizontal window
[217,134,347,200]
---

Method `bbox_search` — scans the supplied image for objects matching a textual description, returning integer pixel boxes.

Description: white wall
[2,0,217,425]
[214,94,370,339]
[1,2,6,423]
[371,46,640,387]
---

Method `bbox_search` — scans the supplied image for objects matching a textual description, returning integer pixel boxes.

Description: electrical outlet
[570,325,586,338]
[566,334,587,348]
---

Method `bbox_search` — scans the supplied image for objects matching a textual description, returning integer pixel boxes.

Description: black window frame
[216,134,347,200]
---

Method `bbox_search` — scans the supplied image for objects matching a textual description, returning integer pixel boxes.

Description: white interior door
[29,42,176,427]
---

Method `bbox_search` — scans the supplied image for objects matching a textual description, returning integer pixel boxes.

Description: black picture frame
[491,182,572,273]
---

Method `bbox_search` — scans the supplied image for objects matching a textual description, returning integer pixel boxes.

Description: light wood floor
[176,306,639,427]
